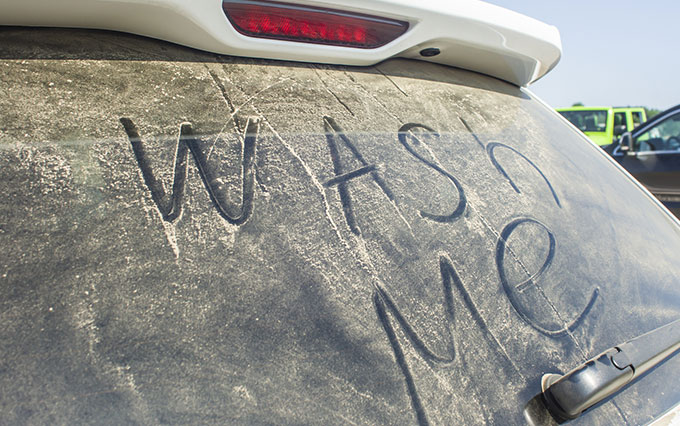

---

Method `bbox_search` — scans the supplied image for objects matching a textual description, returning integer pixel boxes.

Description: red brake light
[223,0,409,49]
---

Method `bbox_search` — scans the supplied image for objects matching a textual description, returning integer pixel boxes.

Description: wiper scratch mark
[375,66,408,97]
[458,117,485,150]
[314,68,355,116]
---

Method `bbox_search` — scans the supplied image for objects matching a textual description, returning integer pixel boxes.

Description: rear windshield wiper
[541,318,680,421]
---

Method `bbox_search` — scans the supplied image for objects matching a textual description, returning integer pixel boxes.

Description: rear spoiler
[0,0,561,86]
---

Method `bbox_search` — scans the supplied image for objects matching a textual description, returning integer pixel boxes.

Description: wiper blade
[541,318,680,421]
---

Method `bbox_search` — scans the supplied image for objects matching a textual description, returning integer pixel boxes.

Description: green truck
[557,106,646,146]
[614,106,646,129]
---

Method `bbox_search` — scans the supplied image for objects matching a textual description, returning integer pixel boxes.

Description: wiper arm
[541,318,680,421]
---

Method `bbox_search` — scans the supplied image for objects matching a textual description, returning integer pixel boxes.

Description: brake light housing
[222,0,409,49]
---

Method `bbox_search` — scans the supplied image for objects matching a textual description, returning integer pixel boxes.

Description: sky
[486,0,680,111]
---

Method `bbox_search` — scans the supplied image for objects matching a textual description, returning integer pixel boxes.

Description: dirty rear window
[1,28,680,425]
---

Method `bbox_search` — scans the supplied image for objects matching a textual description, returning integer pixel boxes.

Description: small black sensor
[419,48,440,57]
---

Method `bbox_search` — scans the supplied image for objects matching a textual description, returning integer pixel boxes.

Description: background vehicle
[606,104,680,217]
[556,106,615,145]
[557,107,647,147]
[613,106,646,132]
[1,1,680,425]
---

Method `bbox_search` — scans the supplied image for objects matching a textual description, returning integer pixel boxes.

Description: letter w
[120,117,259,225]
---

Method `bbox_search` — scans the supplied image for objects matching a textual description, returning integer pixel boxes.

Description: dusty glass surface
[1,28,679,425]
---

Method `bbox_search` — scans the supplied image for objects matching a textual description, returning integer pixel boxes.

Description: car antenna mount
[541,318,680,422]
